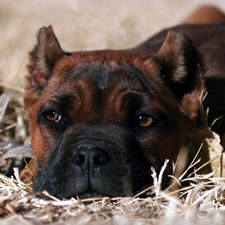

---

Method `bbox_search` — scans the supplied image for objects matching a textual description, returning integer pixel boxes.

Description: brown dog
[24,6,225,198]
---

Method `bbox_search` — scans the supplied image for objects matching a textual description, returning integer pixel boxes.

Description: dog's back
[183,5,225,24]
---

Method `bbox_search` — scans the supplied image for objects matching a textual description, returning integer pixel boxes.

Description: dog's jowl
[24,9,225,198]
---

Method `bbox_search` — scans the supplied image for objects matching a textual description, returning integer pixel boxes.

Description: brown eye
[138,115,153,128]
[44,111,62,123]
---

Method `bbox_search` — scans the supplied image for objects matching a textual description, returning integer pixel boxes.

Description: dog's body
[183,5,225,24]
[24,6,225,198]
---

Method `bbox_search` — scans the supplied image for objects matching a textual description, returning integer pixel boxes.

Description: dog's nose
[74,146,111,168]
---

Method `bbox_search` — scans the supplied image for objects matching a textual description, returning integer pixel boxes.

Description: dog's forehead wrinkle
[41,85,77,106]
[62,61,151,92]
[65,62,116,89]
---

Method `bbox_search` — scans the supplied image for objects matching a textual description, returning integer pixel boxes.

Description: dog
[23,6,225,199]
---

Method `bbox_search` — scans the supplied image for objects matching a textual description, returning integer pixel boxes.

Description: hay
[0,167,224,225]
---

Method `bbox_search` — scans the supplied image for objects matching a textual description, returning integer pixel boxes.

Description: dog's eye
[138,115,154,128]
[44,110,62,123]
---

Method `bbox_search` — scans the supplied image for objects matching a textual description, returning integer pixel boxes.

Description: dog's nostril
[92,151,110,166]
[75,154,85,165]
[93,155,103,165]
[74,147,110,168]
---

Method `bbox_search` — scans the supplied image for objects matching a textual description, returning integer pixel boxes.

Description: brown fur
[23,6,225,198]
[183,5,225,24]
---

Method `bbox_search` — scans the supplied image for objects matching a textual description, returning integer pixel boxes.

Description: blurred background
[0,0,224,88]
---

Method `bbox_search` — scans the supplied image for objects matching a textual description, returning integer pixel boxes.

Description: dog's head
[24,26,203,198]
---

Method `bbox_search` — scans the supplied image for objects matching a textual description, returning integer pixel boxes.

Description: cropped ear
[154,31,203,100]
[27,26,64,89]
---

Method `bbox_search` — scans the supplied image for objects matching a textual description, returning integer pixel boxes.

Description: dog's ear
[153,31,203,100]
[27,26,64,89]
